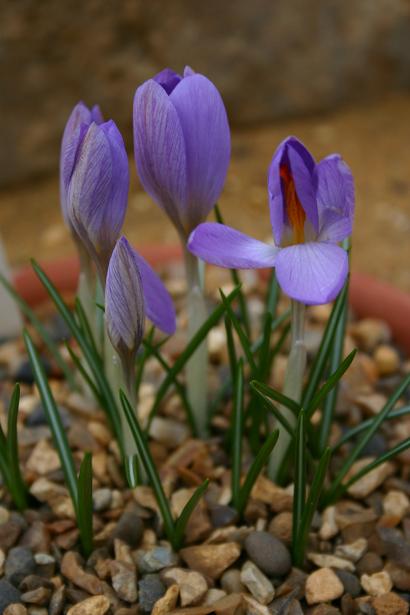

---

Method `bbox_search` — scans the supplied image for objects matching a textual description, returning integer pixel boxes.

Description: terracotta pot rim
[11,245,410,354]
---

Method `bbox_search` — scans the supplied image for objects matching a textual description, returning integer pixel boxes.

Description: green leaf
[251,384,295,438]
[3,384,27,511]
[65,344,102,403]
[332,405,410,452]
[231,359,244,510]
[120,390,176,548]
[294,447,331,566]
[236,429,279,517]
[307,349,357,419]
[265,269,280,318]
[77,452,93,557]
[257,312,273,382]
[24,330,78,510]
[0,273,77,389]
[219,290,257,372]
[322,373,410,506]
[147,285,241,430]
[302,282,349,409]
[174,479,209,549]
[250,380,300,415]
[292,410,306,564]
[74,298,99,360]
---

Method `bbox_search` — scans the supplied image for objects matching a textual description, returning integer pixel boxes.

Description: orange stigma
[280,164,306,244]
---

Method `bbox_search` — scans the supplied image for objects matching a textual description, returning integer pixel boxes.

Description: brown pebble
[373,345,400,376]
[269,512,293,544]
[180,543,241,580]
[356,552,384,576]
[4,606,28,615]
[305,568,344,605]
[372,591,408,615]
[66,595,110,615]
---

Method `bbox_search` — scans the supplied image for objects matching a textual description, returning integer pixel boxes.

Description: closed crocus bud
[133,67,231,238]
[105,237,145,377]
[65,119,129,280]
[60,102,103,227]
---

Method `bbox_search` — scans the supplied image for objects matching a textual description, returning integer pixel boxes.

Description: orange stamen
[280,164,306,244]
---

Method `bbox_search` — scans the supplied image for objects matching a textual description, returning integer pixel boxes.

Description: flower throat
[280,164,306,244]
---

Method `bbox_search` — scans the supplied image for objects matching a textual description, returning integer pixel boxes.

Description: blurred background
[1,0,410,289]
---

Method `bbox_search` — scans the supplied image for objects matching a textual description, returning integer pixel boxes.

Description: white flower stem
[76,250,99,398]
[268,300,307,481]
[184,248,209,438]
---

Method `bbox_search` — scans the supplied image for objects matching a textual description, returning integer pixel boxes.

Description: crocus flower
[188,137,354,305]
[133,67,231,238]
[105,237,176,358]
[60,102,103,227]
[64,115,129,278]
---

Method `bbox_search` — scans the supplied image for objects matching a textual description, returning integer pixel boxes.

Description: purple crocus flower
[63,113,129,278]
[133,67,231,238]
[105,237,176,349]
[60,102,103,227]
[188,137,354,305]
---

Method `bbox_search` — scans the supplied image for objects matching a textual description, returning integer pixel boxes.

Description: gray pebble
[209,504,239,528]
[92,488,112,512]
[244,531,292,577]
[0,578,21,611]
[138,574,166,614]
[335,569,362,597]
[5,546,36,586]
[137,546,178,573]
[111,511,144,548]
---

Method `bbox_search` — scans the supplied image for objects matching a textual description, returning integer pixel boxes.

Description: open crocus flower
[133,67,231,238]
[188,136,354,305]
[64,115,129,279]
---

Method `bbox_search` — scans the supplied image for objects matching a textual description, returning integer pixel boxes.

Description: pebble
[152,584,179,614]
[335,569,362,598]
[209,505,239,528]
[240,561,275,605]
[244,531,292,577]
[66,595,110,615]
[25,403,70,429]
[220,568,245,594]
[0,514,25,551]
[377,527,410,569]
[373,345,400,376]
[385,561,410,591]
[26,440,61,475]
[269,511,293,544]
[351,319,391,351]
[92,488,112,512]
[180,542,241,580]
[361,571,393,597]
[305,568,344,605]
[345,458,395,498]
[202,589,227,605]
[61,551,106,595]
[110,560,137,603]
[13,357,51,385]
[138,574,166,614]
[5,547,36,587]
[319,506,339,540]
[4,605,28,615]
[356,552,384,576]
[20,587,51,606]
[162,567,207,607]
[48,586,65,615]
[307,552,355,571]
[372,592,409,615]
[242,593,270,614]
[111,511,144,548]
[335,537,368,562]
[137,546,178,573]
[149,417,190,448]
[383,491,409,519]
[0,579,22,612]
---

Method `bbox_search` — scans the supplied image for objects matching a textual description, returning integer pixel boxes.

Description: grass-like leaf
[219,290,257,372]
[251,385,295,438]
[231,359,244,510]
[135,327,156,395]
[77,452,93,557]
[146,285,241,430]
[250,380,300,415]
[24,329,78,507]
[0,273,77,389]
[322,373,410,506]
[292,410,306,564]
[294,447,331,566]
[306,349,357,419]
[74,298,99,360]
[120,389,176,548]
[236,429,279,517]
[174,479,209,549]
[302,282,348,409]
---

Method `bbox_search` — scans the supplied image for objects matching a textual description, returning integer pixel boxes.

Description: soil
[1,93,410,292]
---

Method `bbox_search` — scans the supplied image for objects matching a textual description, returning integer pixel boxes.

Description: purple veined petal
[67,121,129,269]
[275,241,348,305]
[188,222,278,269]
[153,68,182,94]
[91,104,104,124]
[316,154,355,242]
[105,236,145,356]
[170,74,231,231]
[268,141,287,246]
[183,65,196,77]
[131,249,176,335]
[285,137,319,233]
[133,80,188,237]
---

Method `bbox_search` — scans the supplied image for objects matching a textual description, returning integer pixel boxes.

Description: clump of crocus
[133,67,231,436]
[188,136,354,475]
[105,236,176,483]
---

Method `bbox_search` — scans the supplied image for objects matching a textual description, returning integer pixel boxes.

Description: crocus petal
[67,121,129,267]
[275,242,348,305]
[188,222,278,269]
[170,75,231,231]
[153,68,182,94]
[133,80,188,236]
[316,154,355,242]
[105,237,145,356]
[131,250,176,335]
